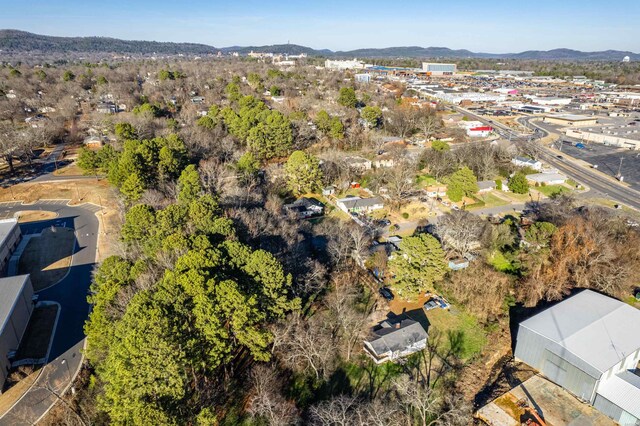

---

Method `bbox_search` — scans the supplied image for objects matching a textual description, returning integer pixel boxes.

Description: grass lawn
[415,174,438,188]
[425,308,487,361]
[0,366,41,412]
[18,227,76,291]
[501,191,532,203]
[536,184,570,197]
[52,163,87,177]
[14,304,58,360]
[468,193,509,210]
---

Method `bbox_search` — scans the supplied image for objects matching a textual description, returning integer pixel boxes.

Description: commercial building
[354,73,371,83]
[0,219,21,275]
[514,290,640,425]
[543,114,599,127]
[324,59,365,70]
[566,128,640,150]
[422,63,456,76]
[0,275,35,390]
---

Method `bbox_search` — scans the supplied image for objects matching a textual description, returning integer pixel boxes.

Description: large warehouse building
[0,275,35,390]
[0,219,21,275]
[514,290,640,425]
[542,114,599,127]
[422,63,456,76]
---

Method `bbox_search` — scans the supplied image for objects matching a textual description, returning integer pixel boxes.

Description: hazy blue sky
[1,0,639,52]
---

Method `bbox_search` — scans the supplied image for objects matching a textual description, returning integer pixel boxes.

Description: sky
[1,0,639,53]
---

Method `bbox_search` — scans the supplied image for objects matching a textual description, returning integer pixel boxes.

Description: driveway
[0,200,100,425]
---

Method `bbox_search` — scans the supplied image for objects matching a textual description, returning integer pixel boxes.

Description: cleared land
[18,227,76,291]
[15,210,58,223]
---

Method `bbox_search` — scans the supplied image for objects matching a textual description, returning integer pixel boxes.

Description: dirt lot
[18,227,76,291]
[476,375,616,426]
[15,210,58,223]
[0,177,121,261]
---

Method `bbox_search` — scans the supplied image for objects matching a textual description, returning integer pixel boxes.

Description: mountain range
[1,30,638,61]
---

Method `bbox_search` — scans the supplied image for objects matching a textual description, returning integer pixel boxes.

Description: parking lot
[559,141,640,190]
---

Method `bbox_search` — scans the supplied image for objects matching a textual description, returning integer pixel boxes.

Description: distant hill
[0,30,216,55]
[0,30,638,60]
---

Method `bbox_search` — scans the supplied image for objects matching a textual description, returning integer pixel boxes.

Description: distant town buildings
[422,62,456,76]
[325,59,365,70]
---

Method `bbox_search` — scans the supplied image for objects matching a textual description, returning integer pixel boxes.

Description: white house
[526,172,567,185]
[512,156,543,171]
[477,180,497,193]
[336,196,384,214]
[325,59,365,70]
[514,290,640,425]
[345,156,372,172]
[364,316,428,364]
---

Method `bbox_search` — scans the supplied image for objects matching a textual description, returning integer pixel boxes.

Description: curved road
[0,200,100,425]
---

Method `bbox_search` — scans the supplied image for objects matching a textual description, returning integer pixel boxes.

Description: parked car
[378,218,391,226]
[442,201,451,207]
[452,204,460,211]
[424,298,440,311]
[379,287,394,301]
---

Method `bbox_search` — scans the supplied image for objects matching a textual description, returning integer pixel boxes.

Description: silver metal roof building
[514,289,640,425]
[0,275,35,390]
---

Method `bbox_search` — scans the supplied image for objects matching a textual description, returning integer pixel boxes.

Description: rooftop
[0,218,18,250]
[0,275,31,333]
[520,289,640,373]
[366,318,428,357]
[546,114,597,121]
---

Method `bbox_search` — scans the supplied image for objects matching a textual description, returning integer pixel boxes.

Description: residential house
[283,197,324,219]
[477,180,496,193]
[514,290,640,425]
[526,172,567,185]
[345,156,372,172]
[512,156,543,171]
[373,155,395,168]
[83,135,107,148]
[364,315,428,364]
[336,196,384,214]
[96,101,117,114]
[448,258,470,270]
[0,275,35,391]
[322,187,335,196]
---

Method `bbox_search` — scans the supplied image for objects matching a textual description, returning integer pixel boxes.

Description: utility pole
[616,157,624,180]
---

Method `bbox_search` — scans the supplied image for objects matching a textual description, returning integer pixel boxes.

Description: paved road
[0,200,100,425]
[517,117,640,210]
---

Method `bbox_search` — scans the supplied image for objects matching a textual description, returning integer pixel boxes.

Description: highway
[455,106,640,210]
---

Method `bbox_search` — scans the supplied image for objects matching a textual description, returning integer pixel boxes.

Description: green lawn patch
[537,184,570,197]
[425,308,487,361]
[469,192,510,210]
[415,174,438,188]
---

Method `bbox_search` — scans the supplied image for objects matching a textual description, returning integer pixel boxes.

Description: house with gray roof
[364,316,428,364]
[336,196,384,214]
[514,290,640,425]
